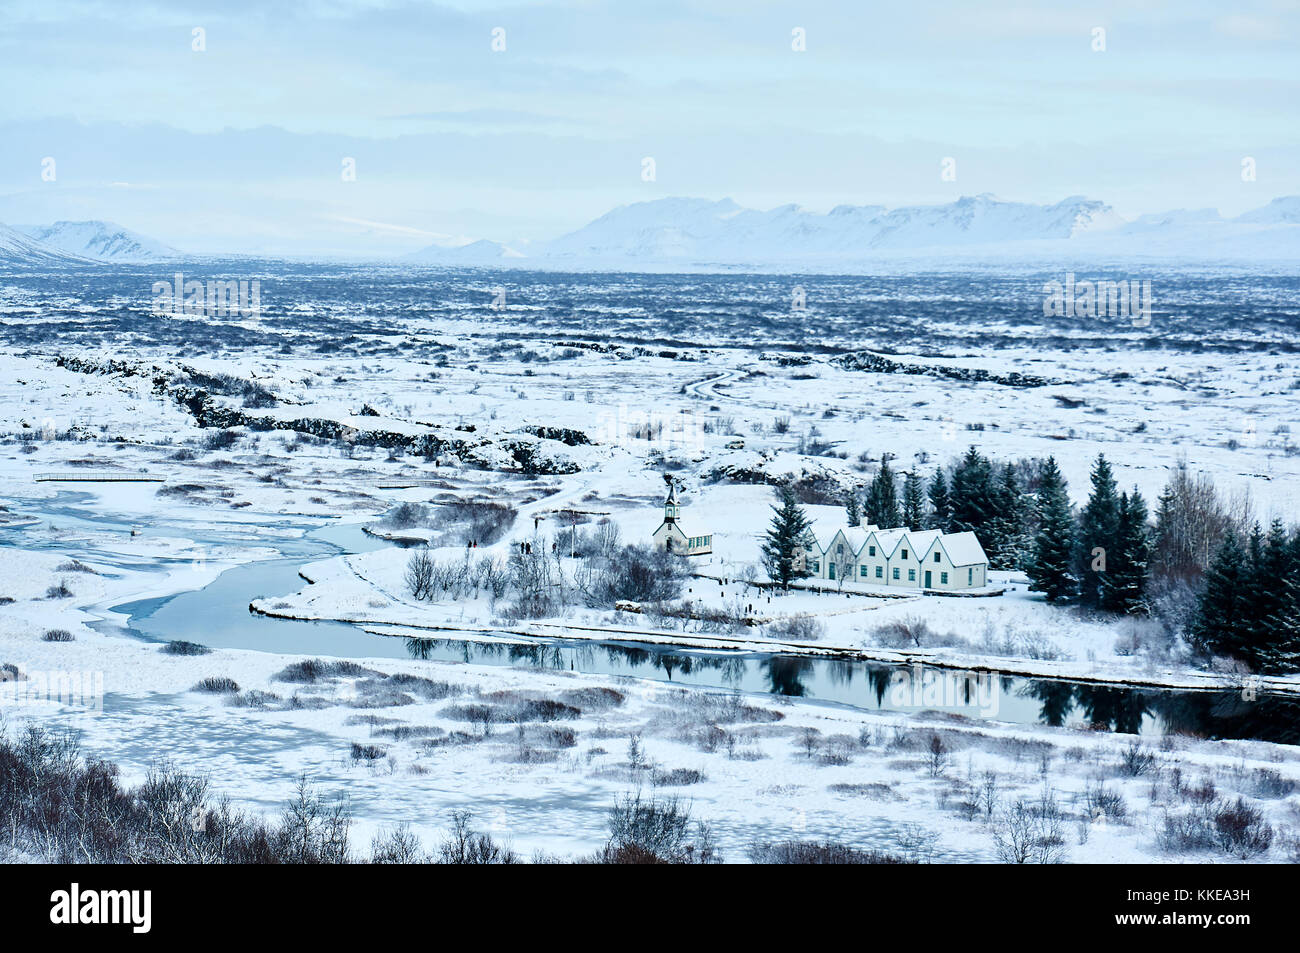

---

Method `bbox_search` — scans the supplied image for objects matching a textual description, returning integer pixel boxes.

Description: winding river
[5,492,1298,745]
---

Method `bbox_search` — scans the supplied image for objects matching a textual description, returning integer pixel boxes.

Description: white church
[801,510,988,592]
[651,480,713,556]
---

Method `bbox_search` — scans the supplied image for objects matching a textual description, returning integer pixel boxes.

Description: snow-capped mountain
[16,220,180,262]
[1235,196,1300,225]
[425,193,1300,267]
[0,222,97,265]
[541,194,1127,262]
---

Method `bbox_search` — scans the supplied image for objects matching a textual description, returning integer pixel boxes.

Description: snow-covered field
[1,266,1297,862]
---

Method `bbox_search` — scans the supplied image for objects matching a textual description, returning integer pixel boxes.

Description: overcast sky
[1,0,1296,255]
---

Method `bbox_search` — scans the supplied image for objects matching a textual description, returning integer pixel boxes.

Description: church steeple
[663,479,680,523]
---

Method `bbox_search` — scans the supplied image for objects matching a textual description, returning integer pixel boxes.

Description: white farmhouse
[803,515,987,591]
[651,481,713,556]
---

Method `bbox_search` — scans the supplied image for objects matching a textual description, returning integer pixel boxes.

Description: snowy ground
[1,271,1298,862]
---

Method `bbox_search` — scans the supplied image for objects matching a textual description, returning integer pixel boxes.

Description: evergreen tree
[949,447,995,533]
[1275,530,1300,670]
[1188,532,1253,665]
[902,469,925,530]
[1101,488,1150,614]
[1254,520,1300,672]
[761,484,813,591]
[864,458,901,528]
[844,487,860,528]
[985,463,1028,570]
[1076,454,1122,609]
[1026,456,1076,603]
[926,468,951,532]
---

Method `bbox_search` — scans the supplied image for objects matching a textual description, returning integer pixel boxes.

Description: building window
[941,572,949,584]
[812,559,820,573]
[876,566,883,578]
[860,565,868,577]
[968,568,973,584]
[901,549,908,559]
[892,568,899,580]
[934,552,941,562]
[868,545,876,556]
[908,569,916,581]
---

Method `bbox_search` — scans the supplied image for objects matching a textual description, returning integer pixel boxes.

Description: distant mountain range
[4,196,1299,268]
[407,194,1300,267]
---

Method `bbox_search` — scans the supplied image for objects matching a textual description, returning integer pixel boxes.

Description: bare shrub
[874,616,932,648]
[404,548,435,600]
[370,824,426,864]
[766,613,825,641]
[438,809,518,864]
[42,629,75,642]
[599,792,718,864]
[1082,781,1127,821]
[274,659,376,683]
[384,502,430,530]
[1118,741,1156,777]
[926,733,949,778]
[651,767,705,787]
[748,840,912,864]
[575,543,689,607]
[0,726,353,863]
[991,793,1068,864]
[349,743,386,762]
[277,778,352,863]
[1212,798,1273,857]
[194,676,239,693]
[162,640,211,656]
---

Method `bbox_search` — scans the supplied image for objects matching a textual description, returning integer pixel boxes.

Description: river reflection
[404,636,1300,745]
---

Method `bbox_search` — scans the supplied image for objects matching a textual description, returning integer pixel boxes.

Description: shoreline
[248,597,1300,698]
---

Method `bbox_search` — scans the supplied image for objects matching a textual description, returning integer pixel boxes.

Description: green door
[828,563,836,580]
[924,570,932,588]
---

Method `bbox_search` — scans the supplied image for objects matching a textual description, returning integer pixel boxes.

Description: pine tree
[864,458,901,528]
[1255,520,1300,673]
[985,463,1028,570]
[1272,530,1300,671]
[902,469,925,530]
[1026,456,1076,603]
[1189,533,1253,665]
[926,468,951,532]
[845,487,860,528]
[1077,454,1121,609]
[761,484,813,591]
[949,446,998,542]
[1102,489,1150,614]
